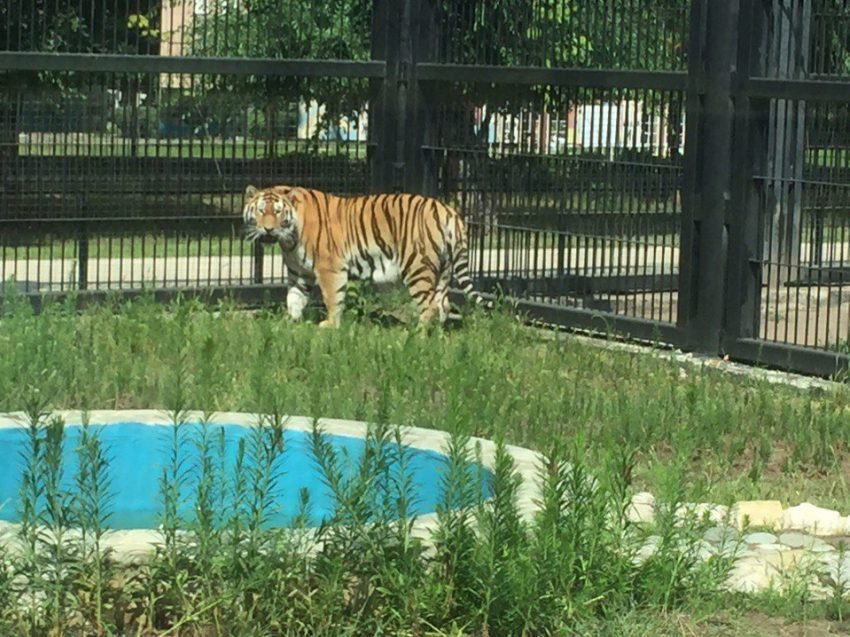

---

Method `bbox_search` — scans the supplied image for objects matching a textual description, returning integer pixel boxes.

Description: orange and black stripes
[242,184,487,327]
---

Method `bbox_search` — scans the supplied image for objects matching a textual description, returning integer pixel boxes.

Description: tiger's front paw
[318,319,338,329]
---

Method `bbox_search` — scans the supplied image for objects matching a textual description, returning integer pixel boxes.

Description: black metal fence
[1,0,850,378]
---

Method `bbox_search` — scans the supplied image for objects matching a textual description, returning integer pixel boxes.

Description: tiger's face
[242,184,299,247]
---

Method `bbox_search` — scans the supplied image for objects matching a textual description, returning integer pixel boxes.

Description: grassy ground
[1,290,850,635]
[0,290,848,512]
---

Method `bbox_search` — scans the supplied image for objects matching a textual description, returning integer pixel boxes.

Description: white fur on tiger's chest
[348,251,402,284]
[281,244,313,274]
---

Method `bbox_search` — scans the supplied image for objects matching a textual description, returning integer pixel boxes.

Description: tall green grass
[0,289,848,632]
[0,405,733,636]
[0,288,847,510]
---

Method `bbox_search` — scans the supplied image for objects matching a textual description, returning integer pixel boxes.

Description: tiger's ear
[244,184,259,199]
[285,187,302,206]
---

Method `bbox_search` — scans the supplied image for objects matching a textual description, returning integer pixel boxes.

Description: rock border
[0,410,545,563]
[626,491,850,597]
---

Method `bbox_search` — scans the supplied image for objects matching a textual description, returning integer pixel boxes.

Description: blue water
[0,422,490,530]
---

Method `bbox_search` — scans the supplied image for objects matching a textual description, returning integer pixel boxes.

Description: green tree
[810,0,850,76]
[187,0,372,154]
[0,0,157,54]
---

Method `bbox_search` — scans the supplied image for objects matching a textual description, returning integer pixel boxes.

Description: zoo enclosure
[1,0,850,377]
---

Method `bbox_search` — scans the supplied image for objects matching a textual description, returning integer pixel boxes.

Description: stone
[0,520,14,540]
[748,544,799,567]
[717,540,748,560]
[730,500,783,531]
[696,539,716,562]
[782,503,846,536]
[703,524,739,544]
[702,526,746,559]
[627,492,655,524]
[751,543,794,557]
[816,553,850,589]
[726,570,772,593]
[810,541,837,554]
[807,582,835,601]
[725,557,777,593]
[744,532,778,545]
[726,545,807,594]
[778,532,834,553]
[631,535,660,566]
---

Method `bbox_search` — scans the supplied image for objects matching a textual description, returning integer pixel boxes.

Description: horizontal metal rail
[747,77,850,101]
[0,52,387,78]
[449,290,685,348]
[726,337,849,379]
[417,64,690,91]
[0,217,243,236]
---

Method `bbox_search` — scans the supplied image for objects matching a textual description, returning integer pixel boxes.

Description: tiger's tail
[450,218,493,310]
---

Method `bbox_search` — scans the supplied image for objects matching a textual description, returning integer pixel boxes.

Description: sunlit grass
[0,290,848,634]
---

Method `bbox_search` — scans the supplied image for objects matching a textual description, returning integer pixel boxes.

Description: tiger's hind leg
[434,264,452,325]
[315,268,349,329]
[404,258,442,329]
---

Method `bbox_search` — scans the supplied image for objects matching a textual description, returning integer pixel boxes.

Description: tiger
[241,184,487,328]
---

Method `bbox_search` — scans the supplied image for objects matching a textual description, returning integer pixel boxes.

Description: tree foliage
[0,0,157,96]
[811,0,850,76]
[437,0,689,116]
[188,0,373,134]
[0,0,148,53]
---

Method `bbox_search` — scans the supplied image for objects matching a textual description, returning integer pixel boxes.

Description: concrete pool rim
[0,409,545,562]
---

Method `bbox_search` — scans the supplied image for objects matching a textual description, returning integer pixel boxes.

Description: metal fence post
[680,0,740,354]
[726,0,769,344]
[368,0,438,195]
[405,0,439,196]
[77,227,89,291]
[369,0,401,193]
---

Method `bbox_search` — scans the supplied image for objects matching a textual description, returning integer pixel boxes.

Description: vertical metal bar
[678,0,707,335]
[253,241,264,285]
[407,0,439,196]
[77,225,89,291]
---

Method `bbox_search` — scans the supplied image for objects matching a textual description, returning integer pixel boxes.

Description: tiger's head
[242,184,300,248]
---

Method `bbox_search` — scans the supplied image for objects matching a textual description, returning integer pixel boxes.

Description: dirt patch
[734,612,850,637]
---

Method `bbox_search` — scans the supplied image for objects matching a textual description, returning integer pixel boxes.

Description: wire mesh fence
[0,68,372,293]
[3,0,850,376]
[429,84,684,325]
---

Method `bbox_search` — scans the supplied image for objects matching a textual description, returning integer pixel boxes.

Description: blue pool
[0,422,490,530]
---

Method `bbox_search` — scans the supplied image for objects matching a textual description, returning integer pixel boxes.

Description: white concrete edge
[0,409,545,563]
